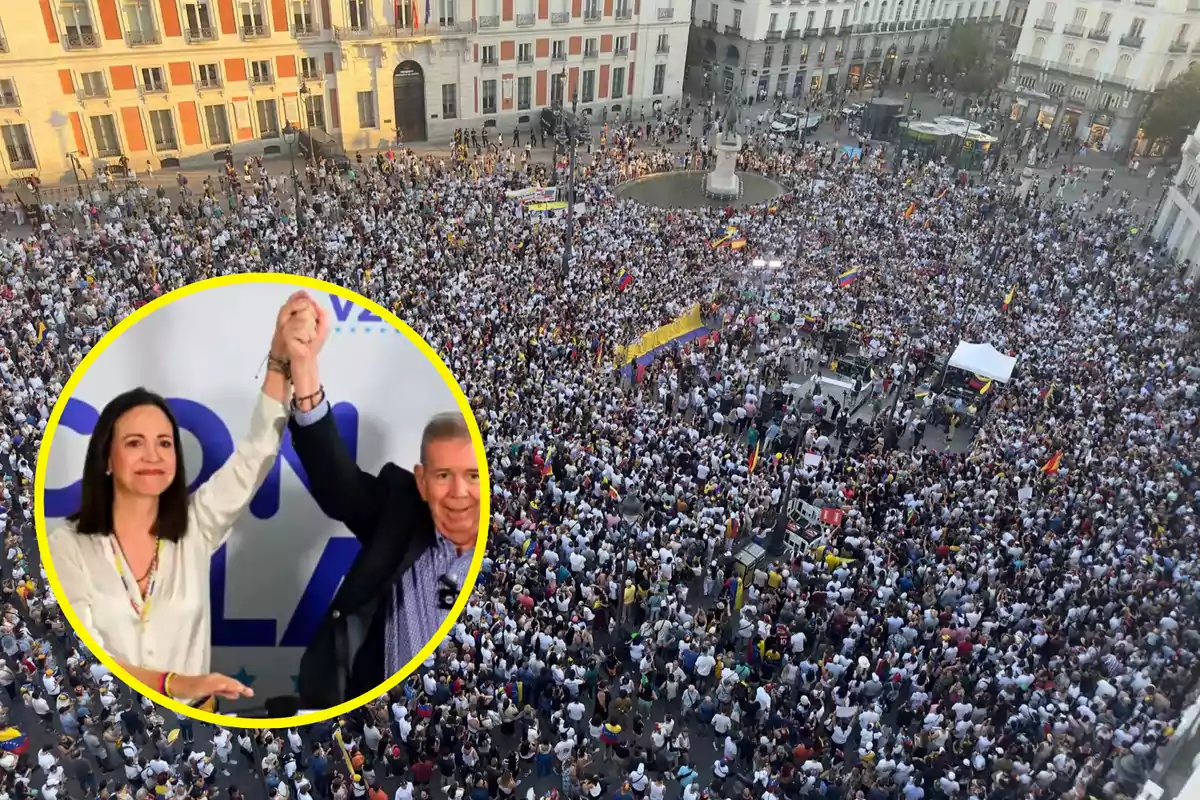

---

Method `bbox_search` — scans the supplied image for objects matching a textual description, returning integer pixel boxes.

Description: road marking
[819,376,855,389]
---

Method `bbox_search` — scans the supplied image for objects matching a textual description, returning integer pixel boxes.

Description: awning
[947,341,1018,384]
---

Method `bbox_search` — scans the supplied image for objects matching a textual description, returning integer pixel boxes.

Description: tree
[1141,65,1200,152]
[931,27,1007,97]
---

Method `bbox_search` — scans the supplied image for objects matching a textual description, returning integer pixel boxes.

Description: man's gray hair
[420,412,473,464]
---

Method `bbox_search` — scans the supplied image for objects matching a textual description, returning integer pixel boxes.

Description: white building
[686,0,1011,103]
[1004,0,1200,153]
[1152,118,1200,277]
[0,0,691,182]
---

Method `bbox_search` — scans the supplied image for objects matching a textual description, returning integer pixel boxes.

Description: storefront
[848,64,864,91]
[809,73,823,94]
[1088,113,1111,148]
[865,62,882,87]
[1036,103,1058,130]
[882,46,898,82]
[825,71,839,95]
[793,71,807,98]
[1058,107,1083,139]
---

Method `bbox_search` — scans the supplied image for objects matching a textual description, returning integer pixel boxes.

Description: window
[652,63,666,95]
[438,0,455,24]
[518,42,533,62]
[292,0,315,32]
[123,0,158,44]
[356,90,377,127]
[552,40,566,59]
[582,69,595,102]
[184,1,215,37]
[140,67,165,92]
[198,63,221,87]
[1043,1,1056,19]
[482,78,498,113]
[781,43,791,65]
[482,44,497,65]
[768,12,778,30]
[732,8,741,27]
[584,37,598,57]
[1129,16,1144,35]
[763,44,774,68]
[304,94,325,130]
[551,72,564,105]
[805,10,814,27]
[517,76,532,109]
[148,109,177,149]
[787,11,796,30]
[250,59,272,84]
[1,124,35,169]
[61,0,97,47]
[348,0,367,28]
[1097,11,1110,31]
[1071,6,1085,23]
[254,99,279,137]
[300,56,320,79]
[823,9,831,26]
[441,83,457,118]
[240,0,267,34]
[611,66,625,99]
[656,33,668,52]
[584,0,599,17]
[709,3,717,22]
[615,35,627,53]
[204,104,231,143]
[0,80,17,107]
[80,71,108,97]
[90,115,122,157]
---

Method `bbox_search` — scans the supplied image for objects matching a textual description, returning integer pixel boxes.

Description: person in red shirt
[410,756,434,787]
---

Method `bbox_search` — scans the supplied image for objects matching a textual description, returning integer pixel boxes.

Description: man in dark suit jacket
[282,311,482,709]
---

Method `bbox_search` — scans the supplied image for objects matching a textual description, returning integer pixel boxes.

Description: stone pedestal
[704,133,743,200]
[1016,166,1036,201]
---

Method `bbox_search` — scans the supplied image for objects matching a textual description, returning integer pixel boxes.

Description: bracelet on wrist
[291,386,326,414]
[266,354,292,380]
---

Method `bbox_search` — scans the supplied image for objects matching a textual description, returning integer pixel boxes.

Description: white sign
[42,282,462,708]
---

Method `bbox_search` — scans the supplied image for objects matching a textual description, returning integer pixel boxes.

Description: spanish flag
[904,202,917,218]
[1001,285,1015,311]
[1041,451,1063,475]
[748,441,761,473]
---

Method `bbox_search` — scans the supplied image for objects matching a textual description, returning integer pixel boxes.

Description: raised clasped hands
[271,291,317,362]
[281,293,330,366]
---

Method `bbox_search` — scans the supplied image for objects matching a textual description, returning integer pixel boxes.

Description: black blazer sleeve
[288,408,388,544]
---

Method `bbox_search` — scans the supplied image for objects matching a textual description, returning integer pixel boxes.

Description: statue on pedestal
[721,82,744,145]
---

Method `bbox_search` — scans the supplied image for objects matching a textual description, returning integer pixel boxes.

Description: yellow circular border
[33,273,491,729]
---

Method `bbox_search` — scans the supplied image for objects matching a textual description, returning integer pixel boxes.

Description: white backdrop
[42,281,462,709]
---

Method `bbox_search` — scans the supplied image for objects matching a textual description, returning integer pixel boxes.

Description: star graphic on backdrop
[232,667,257,686]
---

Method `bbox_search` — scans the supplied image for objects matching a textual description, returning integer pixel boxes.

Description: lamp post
[889,323,924,420]
[554,69,588,276]
[299,82,311,162]
[67,153,85,199]
[281,123,302,227]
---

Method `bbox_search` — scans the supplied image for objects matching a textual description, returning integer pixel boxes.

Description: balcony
[0,90,20,109]
[725,24,741,35]
[1119,32,1143,48]
[615,8,632,19]
[518,52,533,63]
[701,19,716,29]
[249,72,272,85]
[583,47,598,58]
[1087,29,1109,41]
[551,11,570,23]
[334,20,476,37]
[615,44,628,55]
[765,29,781,40]
[1062,22,1084,36]
[185,25,218,42]
[783,27,799,38]
[1032,17,1055,31]
[657,7,674,19]
[839,24,853,34]
[293,22,319,37]
[657,43,669,53]
[77,85,109,101]
[64,29,101,48]
[857,22,875,32]
[1011,53,1138,90]
[1169,39,1190,52]
[852,48,864,58]
[822,26,837,35]
[482,55,499,67]
[126,29,161,45]
[870,46,882,56]
[803,26,818,36]
[551,50,566,60]
[300,69,323,81]
[140,81,168,94]
[241,22,269,39]
[584,8,602,21]
[516,12,536,25]
[918,42,929,51]
[903,43,915,53]
[196,78,222,90]
[478,15,500,27]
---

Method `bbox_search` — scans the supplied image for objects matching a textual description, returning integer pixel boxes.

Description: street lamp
[281,123,302,226]
[889,323,924,419]
[554,69,588,277]
[298,83,312,161]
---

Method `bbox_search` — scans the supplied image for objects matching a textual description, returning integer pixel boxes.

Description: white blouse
[48,391,288,682]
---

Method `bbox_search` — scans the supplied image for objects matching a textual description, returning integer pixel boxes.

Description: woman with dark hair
[46,291,325,709]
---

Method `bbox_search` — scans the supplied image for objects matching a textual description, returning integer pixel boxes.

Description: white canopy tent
[947,341,1018,384]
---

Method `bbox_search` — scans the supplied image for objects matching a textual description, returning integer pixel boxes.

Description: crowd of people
[0,95,1197,800]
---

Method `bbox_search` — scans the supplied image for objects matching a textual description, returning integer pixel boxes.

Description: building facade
[686,0,1008,104]
[1004,0,1200,152]
[1152,119,1200,277]
[0,0,690,181]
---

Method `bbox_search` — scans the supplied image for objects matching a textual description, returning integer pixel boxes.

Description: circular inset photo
[34,274,489,727]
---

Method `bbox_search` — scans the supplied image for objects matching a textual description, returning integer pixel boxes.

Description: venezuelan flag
[1001,284,1015,311]
[617,269,633,292]
[1041,451,1063,475]
[978,379,993,395]
[729,233,748,249]
[0,728,28,755]
[837,268,860,288]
